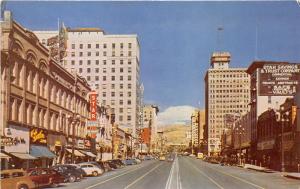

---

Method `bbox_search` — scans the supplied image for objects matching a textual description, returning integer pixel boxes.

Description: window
[119,108,123,113]
[71,60,75,65]
[88,44,91,48]
[95,60,99,65]
[12,172,24,178]
[120,68,124,72]
[120,51,124,56]
[79,60,83,65]
[111,84,115,89]
[120,43,124,49]
[103,51,107,56]
[128,92,131,97]
[112,68,115,73]
[111,92,115,97]
[120,60,124,65]
[127,115,131,121]
[95,76,99,81]
[112,43,115,49]
[120,100,123,105]
[103,68,106,73]
[102,92,106,97]
[79,52,83,57]
[87,76,90,81]
[128,43,132,49]
[120,92,123,97]
[87,68,91,73]
[72,44,75,49]
[96,44,99,49]
[120,84,123,89]
[96,52,99,56]
[128,84,132,89]
[128,60,132,65]
[95,68,99,73]
[127,100,131,105]
[120,76,123,81]
[87,52,91,56]
[103,44,107,48]
[119,115,123,121]
[112,51,115,57]
[111,76,115,81]
[128,67,132,73]
[71,52,75,57]
[80,44,83,49]
[103,60,106,65]
[128,51,132,56]
[79,68,82,73]
[112,60,115,65]
[87,60,91,65]
[128,76,132,81]
[103,76,106,81]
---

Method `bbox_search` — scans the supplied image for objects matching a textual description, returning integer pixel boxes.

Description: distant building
[143,105,159,151]
[205,52,250,155]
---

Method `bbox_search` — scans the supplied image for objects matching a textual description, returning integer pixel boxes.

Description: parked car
[80,162,105,173]
[144,156,152,160]
[122,159,136,165]
[27,168,65,188]
[1,169,35,189]
[64,164,87,177]
[107,160,118,169]
[133,158,142,164]
[52,165,82,183]
[79,163,104,176]
[112,159,125,168]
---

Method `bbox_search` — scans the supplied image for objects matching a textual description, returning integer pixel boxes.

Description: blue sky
[5,1,300,125]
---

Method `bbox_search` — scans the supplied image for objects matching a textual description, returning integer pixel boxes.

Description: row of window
[71,43,132,49]
[69,59,132,66]
[70,51,132,57]
[209,79,249,83]
[78,67,132,74]
[86,75,133,82]
[209,73,248,78]
[102,91,132,97]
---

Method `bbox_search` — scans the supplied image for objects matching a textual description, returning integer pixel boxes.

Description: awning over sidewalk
[80,150,96,158]
[0,152,10,159]
[10,152,37,160]
[30,145,56,159]
[66,148,85,157]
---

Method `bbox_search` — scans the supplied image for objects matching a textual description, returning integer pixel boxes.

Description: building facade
[205,52,250,155]
[143,105,159,152]
[1,11,93,168]
[34,27,141,138]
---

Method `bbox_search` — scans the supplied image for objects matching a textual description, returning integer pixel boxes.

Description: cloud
[157,105,197,126]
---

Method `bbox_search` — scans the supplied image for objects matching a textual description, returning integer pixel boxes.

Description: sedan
[27,168,65,188]
[79,163,104,176]
[52,165,82,183]
[1,169,35,189]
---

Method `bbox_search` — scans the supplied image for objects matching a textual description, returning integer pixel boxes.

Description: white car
[79,163,104,176]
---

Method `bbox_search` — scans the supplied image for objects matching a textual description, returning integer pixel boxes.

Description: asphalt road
[46,156,300,189]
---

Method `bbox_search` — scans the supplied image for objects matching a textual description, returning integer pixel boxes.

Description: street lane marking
[196,159,265,189]
[185,158,224,189]
[165,157,176,189]
[124,162,163,189]
[85,161,157,189]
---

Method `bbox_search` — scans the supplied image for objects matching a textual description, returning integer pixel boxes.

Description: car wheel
[18,185,28,189]
[92,171,98,177]
[69,175,76,183]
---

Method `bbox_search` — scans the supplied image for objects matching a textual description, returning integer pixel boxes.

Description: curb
[284,175,300,180]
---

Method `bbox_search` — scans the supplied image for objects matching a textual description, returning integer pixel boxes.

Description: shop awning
[80,150,97,158]
[10,152,36,160]
[0,152,10,159]
[30,145,56,159]
[66,148,85,157]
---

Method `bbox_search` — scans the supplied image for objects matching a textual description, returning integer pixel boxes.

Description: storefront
[257,139,278,169]
[4,125,36,169]
[30,128,56,168]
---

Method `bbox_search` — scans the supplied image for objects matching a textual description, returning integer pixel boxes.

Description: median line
[124,162,163,189]
[85,162,155,189]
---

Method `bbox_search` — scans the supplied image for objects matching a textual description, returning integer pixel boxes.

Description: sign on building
[259,63,300,96]
[88,91,98,139]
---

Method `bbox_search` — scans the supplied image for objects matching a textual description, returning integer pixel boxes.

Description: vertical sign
[90,92,97,121]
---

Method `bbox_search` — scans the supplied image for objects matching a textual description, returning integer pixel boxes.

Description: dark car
[27,168,65,188]
[122,159,136,166]
[65,164,87,177]
[52,165,82,183]
[112,159,125,167]
[107,160,119,169]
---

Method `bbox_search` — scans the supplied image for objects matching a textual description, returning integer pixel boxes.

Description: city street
[44,157,300,189]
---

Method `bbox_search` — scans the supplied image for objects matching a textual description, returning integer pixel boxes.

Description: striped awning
[0,152,10,159]
[10,152,36,160]
[80,150,96,158]
[30,145,56,159]
[66,148,85,157]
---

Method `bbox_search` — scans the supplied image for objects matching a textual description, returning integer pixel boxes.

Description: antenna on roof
[254,22,259,61]
[217,25,224,52]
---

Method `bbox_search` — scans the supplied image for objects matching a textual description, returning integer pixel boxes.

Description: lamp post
[277,107,289,172]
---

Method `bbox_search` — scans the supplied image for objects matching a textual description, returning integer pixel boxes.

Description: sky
[4,1,300,125]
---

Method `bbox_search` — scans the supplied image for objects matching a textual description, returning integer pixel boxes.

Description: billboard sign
[5,125,30,153]
[259,63,300,96]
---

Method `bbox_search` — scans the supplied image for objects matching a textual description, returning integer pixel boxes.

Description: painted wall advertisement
[259,63,300,96]
[5,125,30,153]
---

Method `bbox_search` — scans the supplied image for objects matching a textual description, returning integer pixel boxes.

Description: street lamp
[276,107,289,172]
[67,113,81,163]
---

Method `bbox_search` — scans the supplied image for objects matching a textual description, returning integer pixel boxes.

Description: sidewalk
[243,164,300,180]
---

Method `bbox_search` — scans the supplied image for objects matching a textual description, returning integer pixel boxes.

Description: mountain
[158,124,190,146]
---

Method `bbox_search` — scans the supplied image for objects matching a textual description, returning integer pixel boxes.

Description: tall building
[35,27,141,137]
[205,52,250,155]
[191,110,200,147]
[143,105,159,151]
